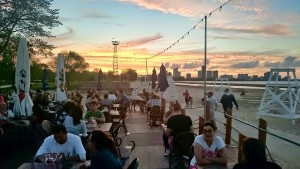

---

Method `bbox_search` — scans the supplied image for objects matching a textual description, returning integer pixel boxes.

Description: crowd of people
[0,87,283,169]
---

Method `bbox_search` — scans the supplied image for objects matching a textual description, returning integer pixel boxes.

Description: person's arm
[194,143,213,165]
[94,111,105,123]
[232,95,238,110]
[35,137,50,157]
[205,147,228,165]
[69,135,86,161]
[165,127,172,137]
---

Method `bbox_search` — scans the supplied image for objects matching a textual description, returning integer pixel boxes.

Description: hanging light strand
[149,0,233,59]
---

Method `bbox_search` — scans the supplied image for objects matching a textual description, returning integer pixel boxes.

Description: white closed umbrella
[13,38,33,117]
[54,54,67,102]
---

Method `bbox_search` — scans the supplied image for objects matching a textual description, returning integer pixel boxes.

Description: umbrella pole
[203,15,207,121]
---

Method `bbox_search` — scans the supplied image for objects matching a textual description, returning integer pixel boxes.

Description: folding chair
[41,120,53,136]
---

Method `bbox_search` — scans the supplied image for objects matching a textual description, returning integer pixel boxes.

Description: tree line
[0,0,137,87]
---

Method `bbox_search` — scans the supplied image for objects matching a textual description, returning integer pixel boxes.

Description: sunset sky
[42,0,300,78]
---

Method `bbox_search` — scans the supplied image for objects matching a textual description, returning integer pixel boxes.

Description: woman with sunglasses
[80,130,122,169]
[190,120,228,168]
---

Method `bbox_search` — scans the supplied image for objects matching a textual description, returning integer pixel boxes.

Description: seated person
[56,100,76,125]
[100,94,113,108]
[108,91,117,103]
[115,89,130,112]
[0,96,14,121]
[165,102,193,147]
[146,94,161,112]
[190,120,227,167]
[31,104,48,125]
[163,101,175,124]
[80,130,122,169]
[84,99,105,123]
[63,105,87,137]
[35,125,86,162]
[233,138,281,169]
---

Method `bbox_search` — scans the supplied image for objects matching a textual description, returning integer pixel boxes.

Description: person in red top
[182,90,190,107]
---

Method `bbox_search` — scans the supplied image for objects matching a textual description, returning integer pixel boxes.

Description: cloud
[117,0,218,18]
[211,24,292,36]
[82,10,113,19]
[232,0,269,21]
[232,61,259,68]
[182,62,201,69]
[170,63,181,69]
[120,33,163,48]
[264,56,300,68]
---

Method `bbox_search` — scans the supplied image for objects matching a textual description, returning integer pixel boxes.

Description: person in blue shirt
[80,130,122,169]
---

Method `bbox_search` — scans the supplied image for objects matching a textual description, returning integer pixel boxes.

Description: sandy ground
[173,85,300,136]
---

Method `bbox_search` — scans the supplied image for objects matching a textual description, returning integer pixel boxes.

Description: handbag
[31,153,64,169]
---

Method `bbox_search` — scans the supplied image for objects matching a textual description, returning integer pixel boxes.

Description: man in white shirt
[35,125,86,162]
[108,91,117,103]
[206,92,218,122]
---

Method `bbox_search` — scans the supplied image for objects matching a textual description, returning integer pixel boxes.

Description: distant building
[220,74,234,80]
[237,74,249,80]
[173,68,181,78]
[252,75,259,80]
[198,70,202,79]
[207,70,213,80]
[186,73,191,79]
[264,71,271,80]
[213,70,218,80]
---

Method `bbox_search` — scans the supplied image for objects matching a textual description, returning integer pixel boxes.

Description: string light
[150,0,233,59]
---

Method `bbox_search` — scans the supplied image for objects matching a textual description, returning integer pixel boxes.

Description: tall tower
[112,41,119,75]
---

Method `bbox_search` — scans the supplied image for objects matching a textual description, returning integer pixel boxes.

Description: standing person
[220,88,238,118]
[79,130,122,169]
[182,90,190,107]
[233,138,281,169]
[206,92,218,122]
[190,120,227,168]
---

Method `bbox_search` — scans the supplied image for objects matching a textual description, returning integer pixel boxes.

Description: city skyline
[40,0,300,77]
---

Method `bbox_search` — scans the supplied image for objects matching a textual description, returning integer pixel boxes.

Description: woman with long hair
[233,138,281,169]
[63,105,87,137]
[80,130,122,169]
[190,120,227,168]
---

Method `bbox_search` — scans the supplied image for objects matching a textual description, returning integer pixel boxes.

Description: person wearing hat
[84,98,105,123]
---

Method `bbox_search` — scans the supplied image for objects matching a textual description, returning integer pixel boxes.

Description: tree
[121,69,138,81]
[48,51,89,82]
[0,0,62,57]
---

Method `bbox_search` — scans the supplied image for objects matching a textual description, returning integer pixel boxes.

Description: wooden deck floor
[119,110,238,169]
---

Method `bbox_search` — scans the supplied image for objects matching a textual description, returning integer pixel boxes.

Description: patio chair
[127,158,139,169]
[169,131,196,169]
[41,120,53,136]
[149,106,162,128]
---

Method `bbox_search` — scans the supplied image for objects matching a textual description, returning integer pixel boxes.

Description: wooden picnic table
[110,110,120,116]
[18,160,91,169]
